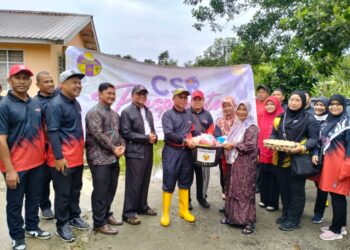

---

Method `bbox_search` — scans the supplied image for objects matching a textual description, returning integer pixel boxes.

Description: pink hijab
[216,96,237,136]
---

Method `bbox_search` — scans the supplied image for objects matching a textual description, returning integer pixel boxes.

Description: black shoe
[275,216,288,224]
[25,228,51,239]
[41,208,54,220]
[189,202,193,211]
[198,199,210,208]
[279,221,301,231]
[69,217,90,230]
[219,206,225,213]
[12,239,26,250]
[57,223,75,242]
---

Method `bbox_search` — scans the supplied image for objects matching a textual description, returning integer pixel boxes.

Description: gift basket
[191,134,223,167]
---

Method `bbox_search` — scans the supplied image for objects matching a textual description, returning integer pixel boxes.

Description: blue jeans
[5,165,44,240]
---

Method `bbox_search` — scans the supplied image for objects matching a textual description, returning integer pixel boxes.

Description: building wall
[0,31,91,97]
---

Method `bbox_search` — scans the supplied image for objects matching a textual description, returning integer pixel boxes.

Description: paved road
[0,167,349,250]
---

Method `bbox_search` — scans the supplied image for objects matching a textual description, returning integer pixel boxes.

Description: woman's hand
[312,155,318,165]
[289,144,304,154]
[223,143,234,150]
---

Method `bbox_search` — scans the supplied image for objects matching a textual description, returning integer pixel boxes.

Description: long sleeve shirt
[85,103,125,166]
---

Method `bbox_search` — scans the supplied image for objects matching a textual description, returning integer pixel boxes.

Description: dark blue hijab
[321,94,347,137]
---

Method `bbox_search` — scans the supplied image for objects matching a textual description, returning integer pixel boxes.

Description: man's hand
[114,145,125,157]
[54,159,67,173]
[5,169,19,189]
[312,155,318,165]
[185,138,196,149]
[149,132,157,144]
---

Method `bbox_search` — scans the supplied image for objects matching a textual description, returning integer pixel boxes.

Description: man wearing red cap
[188,90,215,209]
[0,65,51,250]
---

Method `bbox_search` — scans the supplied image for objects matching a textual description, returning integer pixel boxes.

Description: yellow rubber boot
[178,188,195,222]
[160,192,172,227]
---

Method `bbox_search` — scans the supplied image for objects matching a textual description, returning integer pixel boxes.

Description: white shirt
[140,107,151,135]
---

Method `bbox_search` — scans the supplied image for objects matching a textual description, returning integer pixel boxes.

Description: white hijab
[225,100,257,164]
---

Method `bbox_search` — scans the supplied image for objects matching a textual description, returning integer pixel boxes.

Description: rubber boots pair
[160,189,196,227]
[178,188,195,222]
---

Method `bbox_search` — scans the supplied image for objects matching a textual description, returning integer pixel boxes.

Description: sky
[1,0,254,65]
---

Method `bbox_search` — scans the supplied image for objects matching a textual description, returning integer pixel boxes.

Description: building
[0,9,99,96]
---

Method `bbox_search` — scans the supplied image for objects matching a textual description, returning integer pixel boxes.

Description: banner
[65,46,256,138]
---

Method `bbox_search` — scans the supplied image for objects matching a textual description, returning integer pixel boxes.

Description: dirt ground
[0,167,349,250]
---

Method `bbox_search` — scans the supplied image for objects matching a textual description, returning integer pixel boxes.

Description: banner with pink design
[65,46,256,138]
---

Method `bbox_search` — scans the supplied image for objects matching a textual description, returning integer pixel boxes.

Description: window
[0,50,24,91]
[58,54,65,75]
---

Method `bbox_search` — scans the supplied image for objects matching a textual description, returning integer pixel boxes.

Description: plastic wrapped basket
[192,145,222,167]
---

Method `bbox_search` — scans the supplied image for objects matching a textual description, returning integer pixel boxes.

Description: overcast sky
[1,0,254,65]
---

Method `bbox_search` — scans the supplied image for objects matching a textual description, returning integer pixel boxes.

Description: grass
[84,141,164,177]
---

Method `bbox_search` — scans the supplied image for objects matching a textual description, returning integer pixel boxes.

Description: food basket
[192,145,223,167]
[263,139,298,152]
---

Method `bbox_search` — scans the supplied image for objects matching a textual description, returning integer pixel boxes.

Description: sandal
[220,218,229,224]
[139,208,157,216]
[123,217,141,225]
[242,223,255,234]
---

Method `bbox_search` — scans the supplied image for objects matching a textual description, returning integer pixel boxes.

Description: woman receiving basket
[220,100,258,234]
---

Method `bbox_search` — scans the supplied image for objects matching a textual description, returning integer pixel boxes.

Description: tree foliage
[185,0,350,94]
[158,50,178,66]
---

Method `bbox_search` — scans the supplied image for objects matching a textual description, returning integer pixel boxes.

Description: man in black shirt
[33,71,57,220]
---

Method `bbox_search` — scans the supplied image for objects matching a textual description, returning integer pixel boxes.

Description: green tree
[158,50,178,66]
[185,0,350,75]
[144,59,156,64]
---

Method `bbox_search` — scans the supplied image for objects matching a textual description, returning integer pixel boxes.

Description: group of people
[0,65,160,250]
[0,64,349,250]
[254,85,350,240]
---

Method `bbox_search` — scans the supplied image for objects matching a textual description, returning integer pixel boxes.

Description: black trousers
[329,192,347,234]
[259,163,279,208]
[90,162,120,227]
[5,165,43,240]
[40,164,52,210]
[162,145,193,192]
[51,166,83,228]
[313,182,328,217]
[276,167,306,224]
[190,164,209,202]
[123,145,153,219]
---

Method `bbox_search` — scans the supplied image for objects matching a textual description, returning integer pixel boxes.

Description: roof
[0,9,99,51]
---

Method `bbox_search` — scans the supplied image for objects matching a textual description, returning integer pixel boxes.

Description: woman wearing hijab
[270,91,320,231]
[220,100,258,234]
[313,94,350,241]
[310,97,329,224]
[215,97,236,206]
[258,96,284,211]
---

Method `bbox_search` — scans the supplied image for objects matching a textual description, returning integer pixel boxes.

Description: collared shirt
[33,88,60,112]
[45,92,84,168]
[162,107,194,145]
[0,91,46,172]
[85,103,125,166]
[189,107,214,136]
[140,107,151,135]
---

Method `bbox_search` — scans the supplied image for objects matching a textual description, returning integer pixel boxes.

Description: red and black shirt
[0,91,46,172]
[45,92,84,168]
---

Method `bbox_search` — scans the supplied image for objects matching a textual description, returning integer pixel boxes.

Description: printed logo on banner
[76,52,102,77]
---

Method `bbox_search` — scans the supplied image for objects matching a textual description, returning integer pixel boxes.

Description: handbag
[291,153,321,178]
